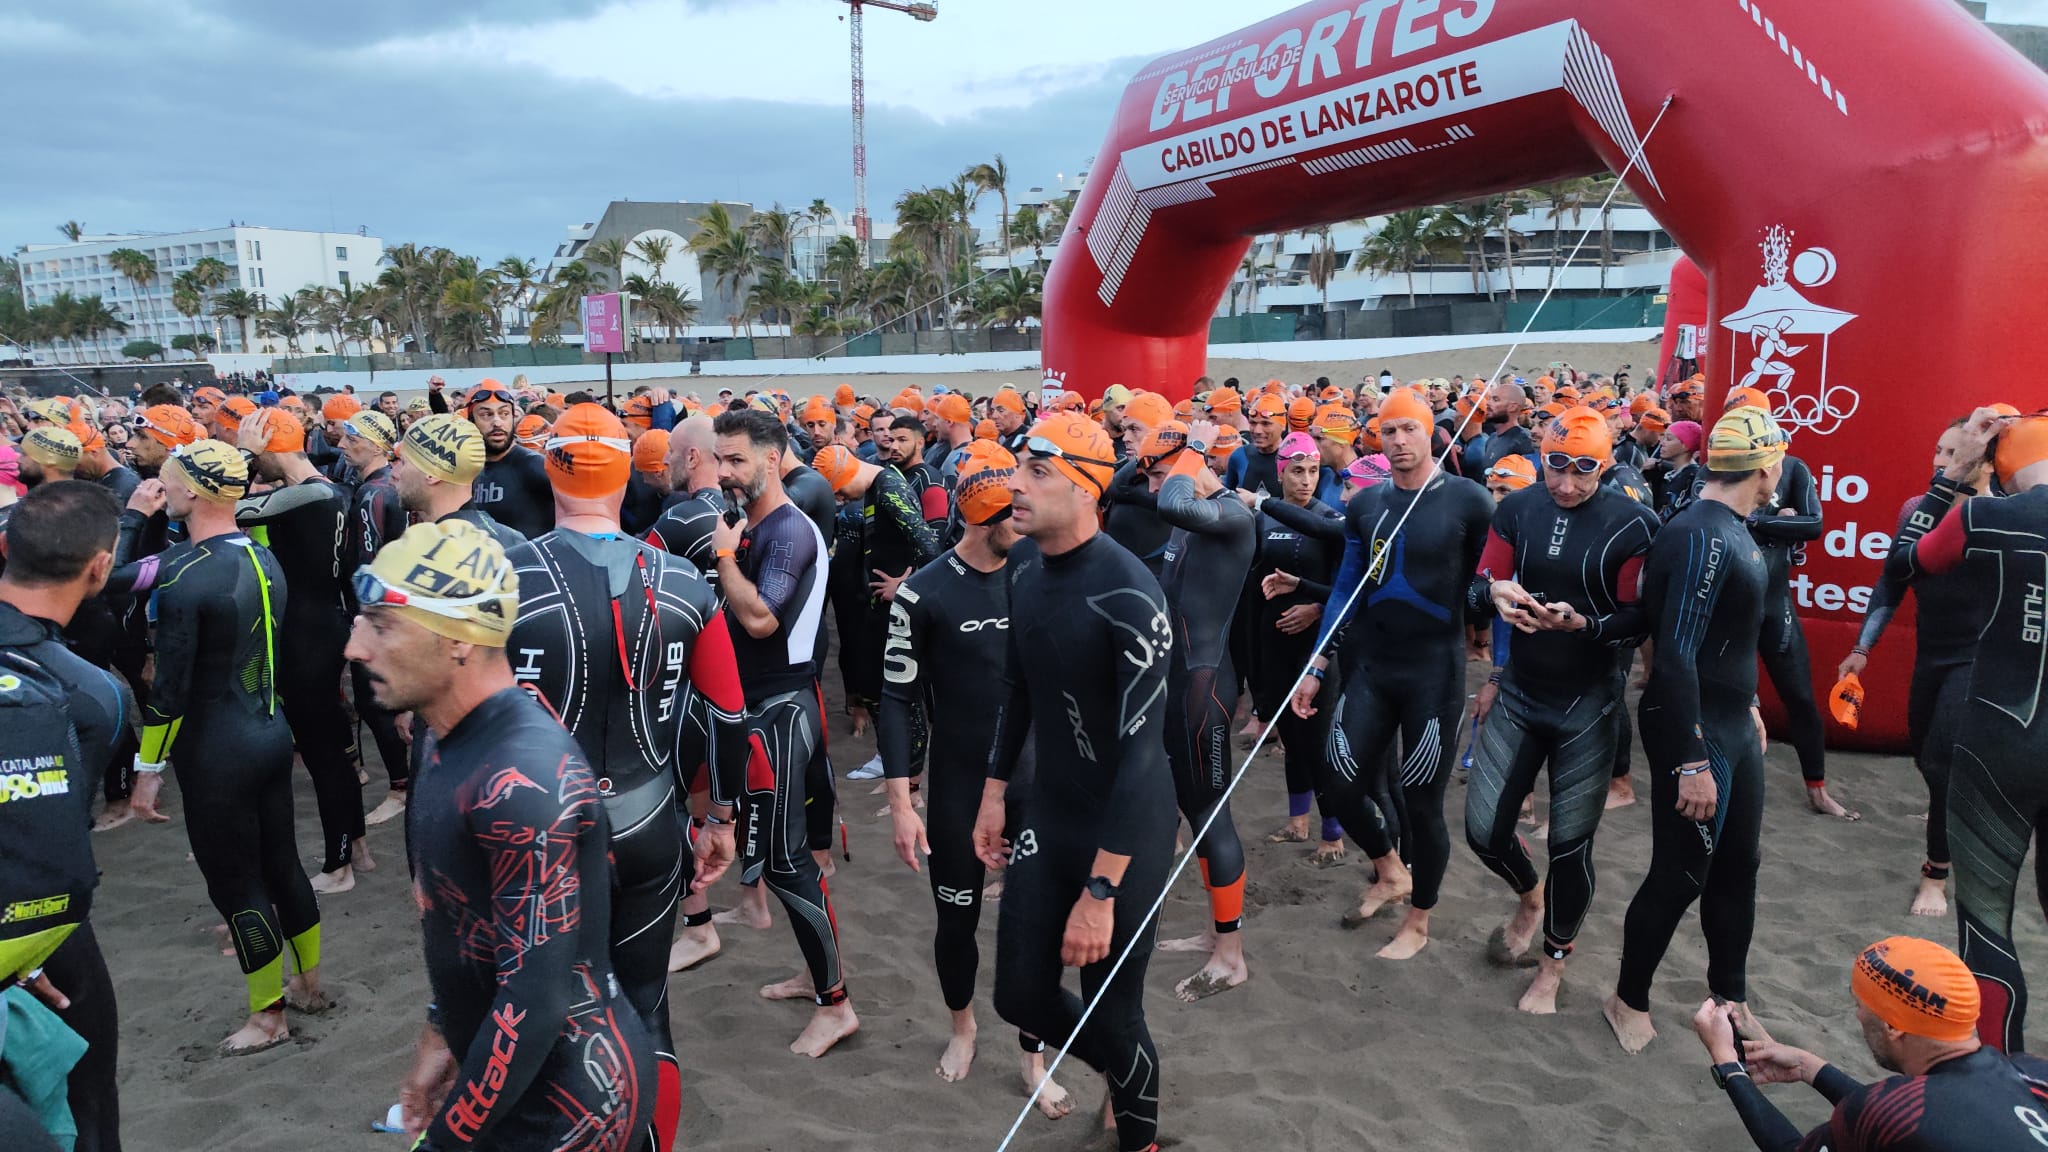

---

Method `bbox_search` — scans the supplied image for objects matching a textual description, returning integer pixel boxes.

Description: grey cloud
[4,17,1130,261]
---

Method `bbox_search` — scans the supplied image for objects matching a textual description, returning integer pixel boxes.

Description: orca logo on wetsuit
[958,618,1007,633]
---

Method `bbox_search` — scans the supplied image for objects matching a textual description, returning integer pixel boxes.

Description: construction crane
[838,0,937,256]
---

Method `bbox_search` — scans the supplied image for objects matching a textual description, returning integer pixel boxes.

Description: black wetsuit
[990,533,1176,1152]
[1616,496,1769,1012]
[1154,469,1256,934]
[125,530,321,1016]
[1751,456,1828,785]
[1224,445,1280,497]
[1103,460,1172,576]
[1858,491,1992,883]
[409,687,652,1152]
[1463,484,1657,959]
[1317,471,1493,908]
[1249,496,1343,840]
[0,602,129,1152]
[238,476,361,874]
[473,445,555,540]
[1887,482,2048,1052]
[646,487,722,574]
[345,465,412,795]
[783,463,843,841]
[854,469,939,714]
[619,473,667,537]
[724,503,844,1003]
[827,499,868,718]
[507,528,745,1151]
[1723,1046,2048,1151]
[879,549,1033,1046]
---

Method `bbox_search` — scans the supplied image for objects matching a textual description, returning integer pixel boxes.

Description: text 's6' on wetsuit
[409,687,651,1152]
[1615,496,1768,1013]
[1315,471,1493,910]
[989,534,1176,1152]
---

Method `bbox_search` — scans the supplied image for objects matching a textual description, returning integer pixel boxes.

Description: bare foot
[937,1032,976,1082]
[713,893,772,930]
[790,1002,858,1057]
[1518,955,1565,1014]
[365,793,408,826]
[1604,995,1656,1054]
[849,706,870,739]
[668,926,722,972]
[1022,1052,1071,1119]
[1487,899,1542,968]
[1309,841,1347,868]
[1518,794,1534,822]
[1806,785,1861,821]
[354,839,377,873]
[220,1009,289,1055]
[310,866,355,894]
[983,879,1004,901]
[1606,777,1636,809]
[208,923,236,957]
[813,849,837,879]
[92,802,135,831]
[1910,876,1949,918]
[1341,858,1411,928]
[1174,952,1249,1002]
[1265,819,1310,844]
[1376,911,1429,960]
[761,972,816,1001]
[1156,931,1217,955]
[285,974,333,1013]
[356,766,370,786]
[1101,1091,1115,1132]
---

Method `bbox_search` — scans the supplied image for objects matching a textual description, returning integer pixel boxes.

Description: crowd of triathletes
[1,357,2046,1152]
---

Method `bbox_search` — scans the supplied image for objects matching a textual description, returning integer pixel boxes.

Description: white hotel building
[17,226,383,358]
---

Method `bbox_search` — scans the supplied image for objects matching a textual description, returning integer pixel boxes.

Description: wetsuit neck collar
[439,685,535,748]
[0,598,61,647]
[1037,530,1104,567]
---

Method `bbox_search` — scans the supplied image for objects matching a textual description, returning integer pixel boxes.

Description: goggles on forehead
[353,566,510,620]
[466,388,518,409]
[545,433,631,454]
[1025,436,1117,473]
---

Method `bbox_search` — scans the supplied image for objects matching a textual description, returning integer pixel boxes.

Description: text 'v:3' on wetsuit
[1616,495,1769,1013]
[1153,459,1257,934]
[1316,470,1493,909]
[124,528,321,1016]
[237,476,361,873]
[507,528,746,1150]
[988,533,1176,1152]
[879,549,1037,1051]
[1885,479,2048,1053]
[1462,484,1657,960]
[1249,495,1344,841]
[408,686,652,1152]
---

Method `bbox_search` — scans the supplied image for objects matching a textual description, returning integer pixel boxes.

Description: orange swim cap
[1541,406,1613,464]
[1725,386,1772,412]
[1312,405,1359,444]
[322,394,362,422]
[249,406,304,453]
[1852,936,1979,1042]
[1994,412,2048,488]
[515,413,549,449]
[992,388,1027,415]
[974,419,997,441]
[1123,392,1175,433]
[1204,387,1242,416]
[800,396,835,425]
[1136,421,1190,469]
[1358,417,1383,453]
[137,404,201,449]
[193,386,227,406]
[834,384,857,407]
[632,429,671,475]
[1378,388,1433,431]
[893,390,926,414]
[954,441,1017,525]
[1629,392,1657,416]
[1024,413,1116,497]
[1829,672,1864,729]
[932,394,973,425]
[812,445,861,493]
[1486,454,1537,491]
[852,403,874,429]
[544,403,631,499]
[621,394,657,429]
[1637,407,1673,436]
[1248,393,1286,420]
[219,395,257,424]
[544,392,568,408]
[1286,397,1316,432]
[66,419,105,455]
[1206,425,1243,458]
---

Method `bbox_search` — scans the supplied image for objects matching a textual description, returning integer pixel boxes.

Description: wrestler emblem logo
[1719,225,1858,436]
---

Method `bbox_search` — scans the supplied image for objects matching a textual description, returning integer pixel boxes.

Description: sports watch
[1710,1062,1749,1090]
[1083,875,1121,901]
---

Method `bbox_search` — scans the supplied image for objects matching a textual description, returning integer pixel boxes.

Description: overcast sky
[6,0,2045,264]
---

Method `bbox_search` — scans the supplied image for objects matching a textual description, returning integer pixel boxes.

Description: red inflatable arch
[1656,254,1706,387]
[1040,0,2048,749]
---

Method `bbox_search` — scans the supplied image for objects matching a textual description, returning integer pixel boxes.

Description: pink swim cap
[0,440,21,497]
[1668,420,1704,455]
[1277,431,1318,460]
[1345,453,1391,487]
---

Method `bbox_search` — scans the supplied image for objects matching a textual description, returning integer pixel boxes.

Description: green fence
[1504,296,1666,332]
[492,345,586,367]
[1209,314,1296,344]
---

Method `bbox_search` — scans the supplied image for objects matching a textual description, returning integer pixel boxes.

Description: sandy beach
[88,640,2037,1151]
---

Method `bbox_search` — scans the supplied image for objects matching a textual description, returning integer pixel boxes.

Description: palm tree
[700,231,763,335]
[78,295,124,361]
[1428,205,1496,300]
[171,271,207,355]
[213,288,261,353]
[1355,208,1449,307]
[257,293,311,355]
[495,256,541,333]
[583,238,627,290]
[435,277,498,356]
[967,154,1013,262]
[1237,250,1276,315]
[1302,224,1339,311]
[1532,178,1596,289]
[642,281,700,342]
[106,247,159,345]
[1484,190,1533,302]
[629,236,672,285]
[1010,205,1051,269]
[747,205,798,275]
[822,235,863,294]
[57,221,84,242]
[962,268,1042,330]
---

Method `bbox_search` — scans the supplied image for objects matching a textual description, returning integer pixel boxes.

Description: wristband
[133,757,166,776]
[1927,473,1965,499]
[1306,666,1325,680]
[1850,645,1871,656]
[1677,763,1711,777]
[701,811,732,826]
[715,548,737,560]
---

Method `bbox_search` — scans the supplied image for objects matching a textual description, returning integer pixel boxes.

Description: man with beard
[1465,381,1538,474]
[465,381,553,540]
[881,409,949,534]
[1223,393,1285,496]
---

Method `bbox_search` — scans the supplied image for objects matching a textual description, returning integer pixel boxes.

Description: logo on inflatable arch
[1719,224,1858,436]
[1039,369,1069,407]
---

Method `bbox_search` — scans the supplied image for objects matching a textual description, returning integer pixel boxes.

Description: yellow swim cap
[344,410,399,453]
[359,520,518,647]
[166,439,249,502]
[398,415,486,485]
[1706,405,1789,473]
[21,426,82,472]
